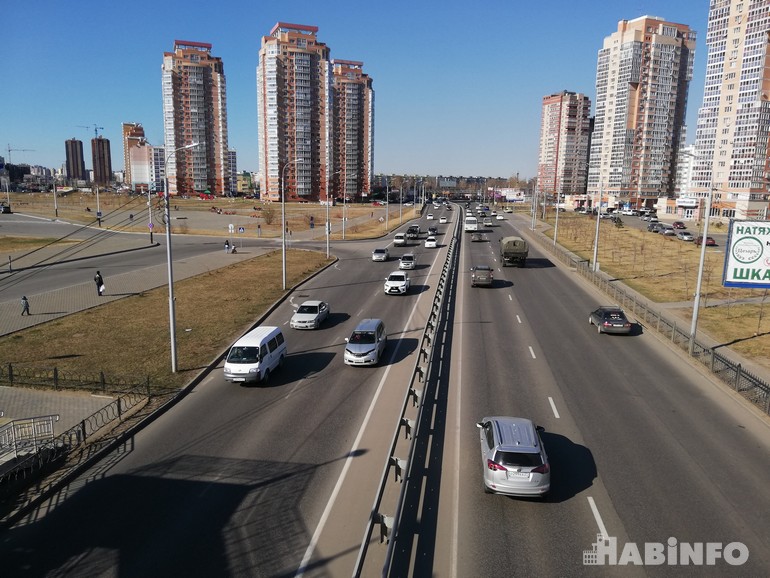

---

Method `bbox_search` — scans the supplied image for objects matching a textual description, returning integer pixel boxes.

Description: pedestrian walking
[224,240,230,253]
[94,270,105,296]
[21,296,30,316]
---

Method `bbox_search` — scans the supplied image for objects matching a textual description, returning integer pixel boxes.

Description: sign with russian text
[723,220,770,289]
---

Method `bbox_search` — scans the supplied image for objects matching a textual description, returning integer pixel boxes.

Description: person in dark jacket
[94,271,104,296]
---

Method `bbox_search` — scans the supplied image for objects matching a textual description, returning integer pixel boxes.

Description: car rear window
[494,451,543,468]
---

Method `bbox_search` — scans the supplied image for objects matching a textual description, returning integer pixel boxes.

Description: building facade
[331,59,374,201]
[122,123,145,189]
[257,23,333,202]
[91,136,112,185]
[588,16,696,210]
[162,40,229,196]
[65,138,87,182]
[689,0,770,221]
[537,91,592,205]
[228,149,238,195]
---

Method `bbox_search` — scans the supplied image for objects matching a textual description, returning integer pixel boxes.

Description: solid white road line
[548,396,560,419]
[516,315,521,323]
[529,346,536,359]
[587,496,609,541]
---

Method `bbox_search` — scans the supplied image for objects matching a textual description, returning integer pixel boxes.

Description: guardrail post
[734,364,742,391]
[400,417,415,440]
[79,419,86,443]
[416,366,425,383]
[390,456,407,482]
[377,513,393,544]
[117,396,123,421]
[409,387,422,407]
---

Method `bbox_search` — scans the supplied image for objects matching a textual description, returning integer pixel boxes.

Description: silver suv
[476,416,550,499]
[344,318,387,366]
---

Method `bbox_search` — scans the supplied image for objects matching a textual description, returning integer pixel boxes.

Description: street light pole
[592,181,602,272]
[553,192,560,247]
[164,142,200,373]
[689,187,715,356]
[282,159,303,289]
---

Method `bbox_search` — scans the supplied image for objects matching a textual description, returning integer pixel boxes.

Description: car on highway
[394,233,406,247]
[427,213,434,220]
[504,207,513,213]
[470,265,494,287]
[695,235,717,246]
[588,306,632,334]
[344,318,387,366]
[290,300,330,329]
[371,248,389,262]
[496,214,504,220]
[425,236,437,248]
[439,216,448,224]
[677,231,694,241]
[399,253,416,270]
[476,416,550,498]
[384,271,411,295]
[427,226,438,236]
[483,218,494,227]
[470,232,483,242]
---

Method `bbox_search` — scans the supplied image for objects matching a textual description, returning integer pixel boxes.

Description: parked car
[672,221,687,229]
[425,236,437,248]
[290,300,330,329]
[439,216,448,224]
[676,231,694,241]
[399,253,416,270]
[384,271,411,295]
[504,207,513,213]
[496,214,504,220]
[695,235,717,246]
[647,222,664,233]
[659,226,677,236]
[588,306,633,335]
[476,416,550,498]
[470,265,494,287]
[371,248,389,262]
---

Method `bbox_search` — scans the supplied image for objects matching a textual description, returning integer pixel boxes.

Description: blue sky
[3,0,709,180]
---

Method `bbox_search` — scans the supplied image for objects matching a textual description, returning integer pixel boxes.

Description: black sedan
[588,306,632,335]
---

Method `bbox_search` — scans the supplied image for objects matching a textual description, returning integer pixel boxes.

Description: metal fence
[0,363,158,395]
[537,230,770,416]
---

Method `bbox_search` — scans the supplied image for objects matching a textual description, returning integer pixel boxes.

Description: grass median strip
[0,249,331,389]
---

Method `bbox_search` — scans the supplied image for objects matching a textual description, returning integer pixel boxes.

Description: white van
[464,215,478,232]
[224,326,287,383]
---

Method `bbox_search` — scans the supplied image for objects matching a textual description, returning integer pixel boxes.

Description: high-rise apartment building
[65,138,87,182]
[228,149,238,195]
[538,91,592,202]
[257,23,332,202]
[331,59,374,201]
[92,136,112,185]
[690,0,770,221]
[162,40,229,196]
[588,16,696,209]
[122,123,145,188]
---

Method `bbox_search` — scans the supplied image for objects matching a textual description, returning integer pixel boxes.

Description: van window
[260,344,268,359]
[227,346,260,363]
[275,332,285,346]
[268,337,278,352]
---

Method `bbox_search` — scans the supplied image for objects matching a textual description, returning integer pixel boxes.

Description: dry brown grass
[0,249,331,389]
[544,212,770,368]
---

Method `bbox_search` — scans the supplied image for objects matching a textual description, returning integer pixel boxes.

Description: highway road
[0,205,768,576]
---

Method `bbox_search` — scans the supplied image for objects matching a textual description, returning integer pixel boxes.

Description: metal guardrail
[533,228,770,416]
[353,215,461,576]
[0,363,159,395]
[0,414,60,463]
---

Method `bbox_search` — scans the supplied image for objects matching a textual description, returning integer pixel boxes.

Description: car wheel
[588,316,593,325]
[597,324,603,334]
[262,368,270,383]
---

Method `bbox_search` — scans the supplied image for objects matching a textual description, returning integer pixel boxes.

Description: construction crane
[76,124,104,138]
[5,144,36,165]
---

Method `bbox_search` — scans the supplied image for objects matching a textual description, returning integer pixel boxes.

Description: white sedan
[439,216,448,224]
[496,214,504,220]
[426,213,434,220]
[425,236,437,248]
[290,300,330,329]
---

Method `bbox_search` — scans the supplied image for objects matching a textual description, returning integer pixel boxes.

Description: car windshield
[495,451,543,468]
[474,266,492,272]
[297,305,319,315]
[226,346,260,363]
[349,331,376,344]
[389,274,406,282]
[401,256,413,262]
